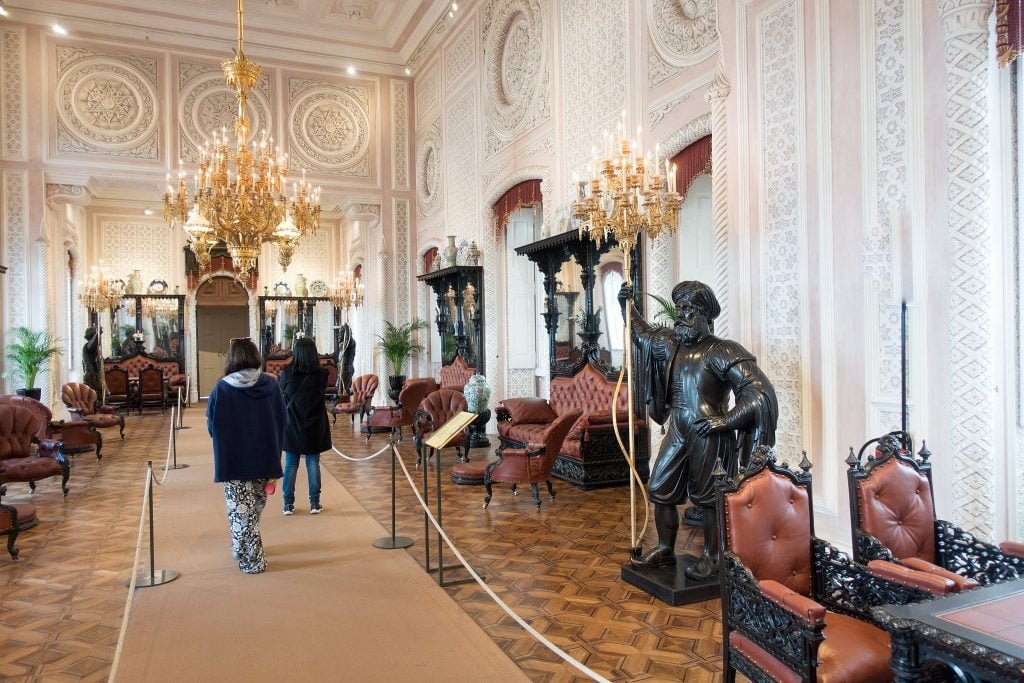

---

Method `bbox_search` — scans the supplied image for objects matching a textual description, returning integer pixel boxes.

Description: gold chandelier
[572,115,682,558]
[78,263,125,312]
[164,0,320,273]
[330,269,365,313]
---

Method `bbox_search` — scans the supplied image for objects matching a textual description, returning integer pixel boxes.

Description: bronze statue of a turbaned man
[621,281,778,581]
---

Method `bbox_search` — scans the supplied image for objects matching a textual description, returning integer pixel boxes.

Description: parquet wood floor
[0,410,731,682]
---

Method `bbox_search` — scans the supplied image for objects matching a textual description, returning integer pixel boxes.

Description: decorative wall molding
[100,221,172,287]
[1,27,26,161]
[416,121,443,217]
[444,87,479,237]
[939,0,996,538]
[395,198,411,325]
[661,113,711,160]
[416,61,441,127]
[522,134,554,158]
[483,0,551,158]
[3,170,28,331]
[757,0,808,464]
[647,0,719,88]
[178,60,272,163]
[649,92,693,128]
[391,80,410,191]
[45,183,91,204]
[55,45,160,159]
[287,76,371,176]
[445,22,476,89]
[705,60,731,339]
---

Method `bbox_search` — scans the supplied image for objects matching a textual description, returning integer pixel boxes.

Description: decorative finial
[845,446,859,468]
[918,440,931,463]
[799,450,812,473]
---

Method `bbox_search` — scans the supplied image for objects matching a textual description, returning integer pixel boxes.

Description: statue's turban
[671,281,721,321]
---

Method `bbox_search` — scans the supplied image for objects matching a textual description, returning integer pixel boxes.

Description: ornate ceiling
[3,0,452,68]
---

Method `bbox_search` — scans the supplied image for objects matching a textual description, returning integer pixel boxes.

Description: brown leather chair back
[724,468,813,595]
[0,395,52,442]
[549,362,629,415]
[439,355,475,390]
[529,411,580,480]
[62,382,98,415]
[350,374,379,408]
[0,404,40,462]
[394,378,438,425]
[106,366,130,400]
[855,457,935,563]
[418,388,468,433]
[322,360,338,392]
[139,365,164,394]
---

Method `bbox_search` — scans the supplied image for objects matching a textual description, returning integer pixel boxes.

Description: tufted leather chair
[0,404,70,502]
[438,354,475,391]
[0,395,97,463]
[61,382,125,459]
[718,447,930,683]
[364,378,438,442]
[331,374,379,425]
[848,432,1024,588]
[322,359,339,402]
[136,365,167,414]
[413,388,470,466]
[105,366,132,408]
[482,411,580,510]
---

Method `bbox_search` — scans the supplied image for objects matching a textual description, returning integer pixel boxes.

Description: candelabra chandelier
[78,264,125,312]
[572,115,682,559]
[330,269,365,313]
[164,0,320,274]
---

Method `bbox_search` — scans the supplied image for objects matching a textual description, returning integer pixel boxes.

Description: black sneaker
[310,503,322,515]
[283,505,295,516]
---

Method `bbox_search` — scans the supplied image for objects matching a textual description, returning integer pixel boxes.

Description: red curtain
[670,135,712,201]
[493,179,542,239]
[998,0,1024,68]
[422,247,438,273]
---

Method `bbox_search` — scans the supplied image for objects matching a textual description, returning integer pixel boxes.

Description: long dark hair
[224,338,262,375]
[291,337,320,374]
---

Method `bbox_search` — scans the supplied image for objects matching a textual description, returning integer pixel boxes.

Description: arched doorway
[195,276,249,397]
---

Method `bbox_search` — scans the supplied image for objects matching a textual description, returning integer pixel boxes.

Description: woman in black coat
[278,337,332,515]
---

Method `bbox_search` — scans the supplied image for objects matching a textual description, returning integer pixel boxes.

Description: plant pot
[16,388,41,401]
[387,375,406,404]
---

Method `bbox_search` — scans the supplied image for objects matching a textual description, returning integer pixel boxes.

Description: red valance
[422,247,438,273]
[998,0,1023,68]
[493,179,542,239]
[670,135,712,201]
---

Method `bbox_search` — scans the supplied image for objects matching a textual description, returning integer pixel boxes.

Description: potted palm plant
[3,327,61,401]
[375,319,427,401]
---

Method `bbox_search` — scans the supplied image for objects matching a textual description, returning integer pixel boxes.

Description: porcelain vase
[442,235,458,268]
[464,373,491,413]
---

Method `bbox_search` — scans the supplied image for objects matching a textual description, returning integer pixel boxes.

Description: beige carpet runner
[116,411,527,681]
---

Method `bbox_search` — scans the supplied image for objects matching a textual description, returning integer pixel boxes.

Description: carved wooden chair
[331,374,379,425]
[414,388,471,467]
[718,446,930,683]
[322,359,339,403]
[365,378,437,443]
[61,382,125,459]
[481,411,580,510]
[104,365,132,410]
[848,431,1024,589]
[136,365,168,414]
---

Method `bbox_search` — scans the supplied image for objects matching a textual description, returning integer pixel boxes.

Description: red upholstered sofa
[105,352,186,387]
[496,361,648,489]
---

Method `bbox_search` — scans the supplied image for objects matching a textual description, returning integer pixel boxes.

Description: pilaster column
[377,245,390,381]
[705,58,732,338]
[938,0,996,538]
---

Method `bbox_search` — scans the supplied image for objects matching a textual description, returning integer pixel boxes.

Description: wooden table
[874,578,1024,682]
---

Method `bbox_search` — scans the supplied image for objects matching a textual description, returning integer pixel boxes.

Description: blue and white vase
[464,373,491,414]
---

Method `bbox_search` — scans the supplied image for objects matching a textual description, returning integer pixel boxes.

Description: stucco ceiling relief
[416,122,443,217]
[288,77,371,176]
[648,0,719,68]
[178,61,272,163]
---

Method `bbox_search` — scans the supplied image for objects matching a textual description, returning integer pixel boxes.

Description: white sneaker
[310,503,322,514]
[283,505,295,516]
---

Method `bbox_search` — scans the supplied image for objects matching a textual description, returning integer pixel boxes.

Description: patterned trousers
[223,479,269,574]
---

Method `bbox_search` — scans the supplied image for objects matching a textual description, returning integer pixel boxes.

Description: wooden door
[197,308,248,397]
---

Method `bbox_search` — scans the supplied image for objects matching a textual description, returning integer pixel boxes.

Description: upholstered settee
[0,404,70,499]
[104,352,186,388]
[438,355,474,391]
[496,362,648,489]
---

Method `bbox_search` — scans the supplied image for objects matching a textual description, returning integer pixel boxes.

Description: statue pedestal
[620,554,720,606]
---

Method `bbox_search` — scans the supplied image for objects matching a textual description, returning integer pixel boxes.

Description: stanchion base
[373,535,414,550]
[131,569,180,587]
[427,564,484,586]
[175,426,192,431]
[163,464,190,470]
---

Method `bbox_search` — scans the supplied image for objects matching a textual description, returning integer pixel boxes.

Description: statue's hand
[617,283,634,313]
[694,415,728,437]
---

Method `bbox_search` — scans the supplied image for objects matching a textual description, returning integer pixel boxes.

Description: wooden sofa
[496,361,648,489]
[104,351,186,407]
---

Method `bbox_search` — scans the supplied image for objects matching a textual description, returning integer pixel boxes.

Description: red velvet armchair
[136,365,167,414]
[61,382,125,459]
[0,395,96,464]
[483,411,580,510]
[105,365,132,408]
[718,447,930,683]
[414,388,470,466]
[0,404,70,500]
[331,374,379,425]
[848,432,1024,589]
[365,378,438,442]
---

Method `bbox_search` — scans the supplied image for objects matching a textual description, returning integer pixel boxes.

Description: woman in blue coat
[206,338,285,574]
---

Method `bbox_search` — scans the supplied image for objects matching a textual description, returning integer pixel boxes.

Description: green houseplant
[375,319,427,396]
[3,327,61,400]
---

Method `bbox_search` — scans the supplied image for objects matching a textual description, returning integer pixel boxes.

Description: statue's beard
[675,322,703,345]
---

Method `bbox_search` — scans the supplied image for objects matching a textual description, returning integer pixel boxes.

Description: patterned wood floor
[0,410,728,682]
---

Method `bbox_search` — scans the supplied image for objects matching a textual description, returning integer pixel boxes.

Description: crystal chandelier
[164,0,320,273]
[78,263,125,311]
[572,115,682,559]
[330,269,365,313]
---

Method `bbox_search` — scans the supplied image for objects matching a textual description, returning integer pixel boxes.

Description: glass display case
[417,265,485,373]
[258,296,340,359]
[94,294,186,370]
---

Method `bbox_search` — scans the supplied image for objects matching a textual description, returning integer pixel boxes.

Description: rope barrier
[108,464,152,683]
[389,443,612,683]
[331,442,392,462]
[153,406,177,487]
